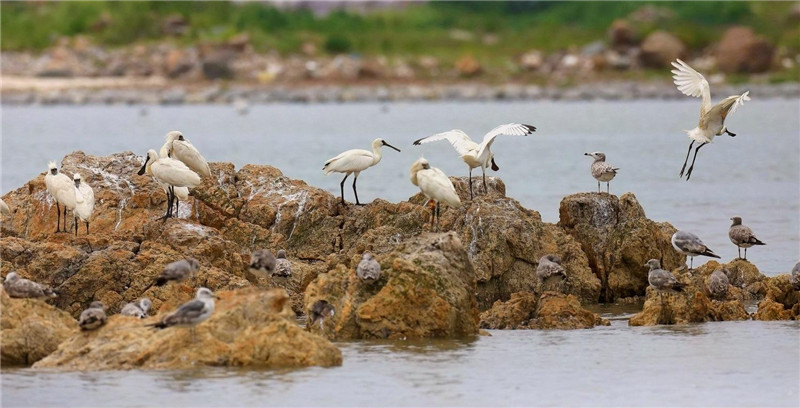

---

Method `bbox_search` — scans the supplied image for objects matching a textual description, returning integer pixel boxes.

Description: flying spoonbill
[410,157,461,229]
[138,150,201,219]
[44,161,76,233]
[671,230,720,270]
[323,138,401,206]
[412,123,536,199]
[584,152,619,194]
[72,173,95,235]
[728,216,765,260]
[671,59,750,180]
[160,131,211,178]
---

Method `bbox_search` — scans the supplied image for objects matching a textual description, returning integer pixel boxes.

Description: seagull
[413,123,536,199]
[273,250,293,277]
[671,59,750,180]
[121,298,152,319]
[249,249,276,276]
[584,152,619,194]
[707,268,730,300]
[3,271,57,299]
[308,299,335,330]
[159,131,211,178]
[154,258,200,286]
[323,138,401,206]
[0,198,10,216]
[791,262,800,291]
[356,252,381,282]
[137,149,201,219]
[148,287,218,341]
[410,157,461,229]
[536,254,567,281]
[645,259,685,292]
[672,230,720,270]
[79,301,107,331]
[728,216,765,260]
[72,173,95,235]
[44,161,76,233]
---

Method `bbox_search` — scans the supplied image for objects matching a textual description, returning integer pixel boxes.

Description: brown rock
[34,288,341,370]
[481,291,608,330]
[480,291,538,329]
[629,283,749,326]
[201,50,236,80]
[639,31,686,68]
[754,274,799,320]
[609,20,636,49]
[164,49,195,78]
[715,26,774,73]
[455,55,482,77]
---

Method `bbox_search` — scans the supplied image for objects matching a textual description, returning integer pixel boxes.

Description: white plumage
[155,150,190,217]
[0,198,10,216]
[160,131,211,178]
[44,161,76,233]
[323,138,401,205]
[413,123,536,198]
[138,149,201,219]
[671,59,750,180]
[410,157,461,228]
[72,173,95,235]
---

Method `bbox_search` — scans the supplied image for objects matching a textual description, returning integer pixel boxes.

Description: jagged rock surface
[480,291,609,330]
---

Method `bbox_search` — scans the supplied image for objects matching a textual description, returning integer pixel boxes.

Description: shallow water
[2,100,797,274]
[2,320,798,407]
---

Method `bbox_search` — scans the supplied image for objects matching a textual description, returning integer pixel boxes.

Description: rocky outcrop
[754,274,799,321]
[716,27,774,74]
[1,288,79,366]
[480,291,609,330]
[639,31,686,68]
[629,286,749,326]
[558,192,682,302]
[34,288,342,370]
[303,232,479,339]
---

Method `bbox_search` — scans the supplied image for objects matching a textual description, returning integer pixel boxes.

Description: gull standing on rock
[323,138,401,206]
[274,250,293,277]
[356,252,381,282]
[672,230,720,270]
[79,301,108,331]
[728,216,765,260]
[3,272,57,299]
[148,288,218,341]
[138,149,201,219]
[584,152,619,194]
[44,161,76,233]
[160,131,211,177]
[410,157,461,229]
[646,259,685,292]
[121,298,152,319]
[791,262,800,291]
[707,268,730,300]
[72,173,95,235]
[413,123,536,199]
[154,258,200,286]
[309,299,335,330]
[671,59,750,180]
[249,249,276,276]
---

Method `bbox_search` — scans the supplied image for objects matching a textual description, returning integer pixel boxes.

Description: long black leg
[468,168,473,200]
[352,174,362,206]
[725,129,736,137]
[737,246,741,259]
[685,142,706,181]
[744,247,747,260]
[63,206,68,232]
[55,202,61,233]
[429,201,436,227]
[161,187,173,221]
[74,216,78,236]
[679,140,694,177]
[339,174,349,205]
[482,168,487,194]
[85,222,89,235]
[436,202,440,231]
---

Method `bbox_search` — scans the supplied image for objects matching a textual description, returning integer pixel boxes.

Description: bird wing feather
[151,158,202,188]
[413,130,477,157]
[418,168,461,207]
[671,59,711,114]
[477,123,536,159]
[323,149,374,174]
[164,299,206,325]
[172,141,211,177]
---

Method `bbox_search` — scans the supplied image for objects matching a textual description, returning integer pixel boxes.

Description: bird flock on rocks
[0,58,796,335]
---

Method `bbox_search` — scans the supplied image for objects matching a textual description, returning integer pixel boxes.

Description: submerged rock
[34,288,342,370]
[754,274,799,321]
[480,291,609,330]
[629,280,749,326]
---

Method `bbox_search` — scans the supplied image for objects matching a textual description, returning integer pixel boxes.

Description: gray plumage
[707,268,730,299]
[536,254,566,281]
[585,152,619,193]
[79,301,107,331]
[150,287,216,329]
[646,259,684,291]
[273,250,293,277]
[356,252,381,282]
[728,217,765,260]
[249,249,276,275]
[155,258,199,286]
[3,272,57,299]
[671,230,720,269]
[309,299,335,329]
[121,298,152,319]
[791,262,800,291]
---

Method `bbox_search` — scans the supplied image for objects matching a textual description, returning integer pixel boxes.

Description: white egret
[413,123,536,199]
[584,152,619,194]
[72,173,95,235]
[323,138,401,206]
[137,149,201,219]
[44,161,76,233]
[671,59,750,180]
[410,157,461,229]
[160,131,211,178]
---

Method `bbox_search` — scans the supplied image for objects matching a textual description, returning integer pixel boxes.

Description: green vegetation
[2,0,798,61]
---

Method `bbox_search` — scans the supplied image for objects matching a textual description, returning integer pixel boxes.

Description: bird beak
[137,156,149,175]
[584,153,590,156]
[383,141,401,152]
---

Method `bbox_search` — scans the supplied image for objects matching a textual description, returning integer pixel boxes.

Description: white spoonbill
[44,161,76,233]
[671,59,750,180]
[410,157,461,229]
[160,131,211,178]
[323,138,401,206]
[137,149,201,219]
[72,173,95,235]
[412,123,536,199]
[155,150,190,217]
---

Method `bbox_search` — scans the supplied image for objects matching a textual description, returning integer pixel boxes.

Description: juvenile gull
[44,161,76,233]
[3,272,57,299]
[413,123,536,199]
[0,198,10,216]
[79,301,107,331]
[728,216,765,260]
[323,138,401,206]
[155,258,200,286]
[273,250,293,277]
[646,259,685,292]
[356,252,381,282]
[72,173,95,235]
[159,131,211,178]
[410,157,461,229]
[121,298,152,319]
[671,230,720,270]
[584,152,619,194]
[249,249,276,276]
[309,299,335,330]
[536,254,567,292]
[791,262,800,291]
[671,59,750,180]
[148,288,217,340]
[707,268,730,300]
[137,149,201,219]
